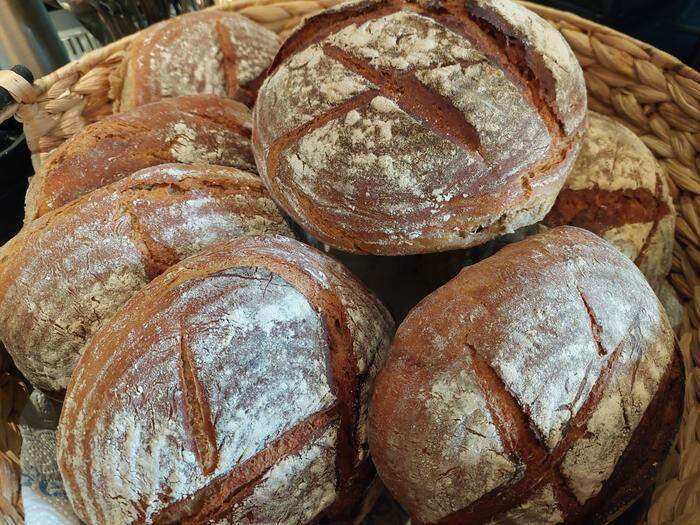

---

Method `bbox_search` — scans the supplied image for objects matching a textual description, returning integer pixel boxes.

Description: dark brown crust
[178,330,219,477]
[26,94,254,221]
[119,10,278,110]
[153,407,340,523]
[254,0,586,254]
[57,236,393,524]
[215,20,240,101]
[543,186,671,235]
[368,226,682,524]
[322,44,482,153]
[413,0,564,136]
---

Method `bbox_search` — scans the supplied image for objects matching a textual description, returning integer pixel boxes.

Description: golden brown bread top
[25,95,254,222]
[368,226,681,524]
[0,163,292,394]
[56,235,393,524]
[253,0,587,254]
[116,10,279,111]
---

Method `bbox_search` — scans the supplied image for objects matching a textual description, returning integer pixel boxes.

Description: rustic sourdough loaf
[57,235,394,524]
[543,112,675,290]
[252,0,587,254]
[0,164,291,395]
[369,226,682,524]
[115,10,279,111]
[24,94,255,222]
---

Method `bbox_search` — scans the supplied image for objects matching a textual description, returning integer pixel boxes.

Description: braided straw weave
[1,0,700,523]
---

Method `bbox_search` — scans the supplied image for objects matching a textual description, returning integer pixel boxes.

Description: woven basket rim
[1,1,700,524]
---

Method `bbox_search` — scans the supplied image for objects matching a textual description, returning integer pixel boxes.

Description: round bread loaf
[0,163,291,395]
[116,11,279,111]
[57,235,394,524]
[253,0,587,255]
[543,112,675,290]
[25,95,255,222]
[369,226,682,524]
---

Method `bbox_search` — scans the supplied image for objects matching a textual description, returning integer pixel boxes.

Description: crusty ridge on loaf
[543,112,675,290]
[0,164,292,395]
[25,95,255,222]
[115,10,280,111]
[57,235,394,524]
[253,0,586,254]
[368,226,682,524]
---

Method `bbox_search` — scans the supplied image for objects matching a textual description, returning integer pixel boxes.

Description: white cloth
[19,391,79,525]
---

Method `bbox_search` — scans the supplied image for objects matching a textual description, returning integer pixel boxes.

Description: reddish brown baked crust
[543,112,675,291]
[253,0,587,254]
[368,226,682,524]
[116,10,279,111]
[25,95,255,221]
[0,164,292,395]
[56,235,394,524]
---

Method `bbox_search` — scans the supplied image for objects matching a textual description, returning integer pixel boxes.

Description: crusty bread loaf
[543,112,675,290]
[0,164,291,395]
[115,11,279,111]
[57,235,394,524]
[25,95,255,222]
[253,0,587,255]
[369,226,682,524]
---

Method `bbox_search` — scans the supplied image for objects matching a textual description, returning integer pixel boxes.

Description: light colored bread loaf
[543,112,675,290]
[115,10,279,111]
[0,164,291,395]
[253,0,587,255]
[25,95,255,222]
[57,235,394,524]
[369,226,682,524]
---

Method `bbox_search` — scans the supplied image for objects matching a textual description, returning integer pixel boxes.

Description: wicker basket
[1,0,700,523]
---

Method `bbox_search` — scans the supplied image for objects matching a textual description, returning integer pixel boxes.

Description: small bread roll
[543,112,675,290]
[25,95,254,222]
[0,164,291,394]
[253,0,587,254]
[369,226,682,524]
[116,11,279,111]
[57,235,394,524]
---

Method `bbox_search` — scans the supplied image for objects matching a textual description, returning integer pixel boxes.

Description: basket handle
[0,65,36,123]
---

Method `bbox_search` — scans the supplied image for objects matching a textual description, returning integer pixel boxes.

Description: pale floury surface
[117,11,280,110]
[544,111,675,290]
[369,226,681,524]
[24,95,256,221]
[56,236,394,524]
[254,0,587,254]
[0,164,292,393]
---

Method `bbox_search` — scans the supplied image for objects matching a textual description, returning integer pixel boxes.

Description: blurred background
[2,0,700,245]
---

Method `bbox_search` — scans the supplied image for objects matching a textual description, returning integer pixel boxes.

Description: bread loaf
[369,226,682,524]
[25,95,255,222]
[253,0,587,255]
[0,164,291,395]
[116,11,279,111]
[57,235,394,524]
[543,112,675,290]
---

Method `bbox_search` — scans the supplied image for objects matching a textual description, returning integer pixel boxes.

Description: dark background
[3,0,700,245]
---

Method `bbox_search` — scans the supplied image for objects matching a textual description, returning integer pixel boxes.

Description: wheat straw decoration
[0,0,700,522]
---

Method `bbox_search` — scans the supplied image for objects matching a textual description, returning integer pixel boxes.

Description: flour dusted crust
[543,112,675,290]
[116,11,279,111]
[369,226,682,524]
[0,164,292,394]
[57,235,394,524]
[253,0,586,254]
[25,95,255,221]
